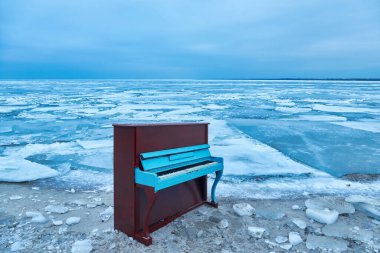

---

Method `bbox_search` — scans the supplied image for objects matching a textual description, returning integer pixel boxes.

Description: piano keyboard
[158,161,218,180]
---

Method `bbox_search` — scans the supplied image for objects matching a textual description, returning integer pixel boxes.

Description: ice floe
[332,121,380,133]
[312,104,380,114]
[0,157,59,182]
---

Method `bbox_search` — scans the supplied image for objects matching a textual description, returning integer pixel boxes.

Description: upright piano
[113,123,223,245]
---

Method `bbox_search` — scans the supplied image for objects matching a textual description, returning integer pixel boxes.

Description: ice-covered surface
[0,157,59,182]
[1,79,380,197]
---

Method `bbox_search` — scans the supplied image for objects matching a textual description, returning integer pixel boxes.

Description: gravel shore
[1,183,379,253]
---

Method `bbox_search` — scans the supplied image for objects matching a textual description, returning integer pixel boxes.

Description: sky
[0,0,379,79]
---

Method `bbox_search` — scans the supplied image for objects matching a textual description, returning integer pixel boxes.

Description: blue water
[1,79,380,188]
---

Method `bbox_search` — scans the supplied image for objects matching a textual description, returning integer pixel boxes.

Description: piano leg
[138,186,156,246]
[210,170,223,208]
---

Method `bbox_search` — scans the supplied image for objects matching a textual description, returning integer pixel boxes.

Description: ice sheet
[312,104,380,114]
[332,121,380,133]
[294,115,347,122]
[209,120,327,176]
[0,157,59,182]
[0,79,379,195]
[229,118,380,176]
[275,107,311,114]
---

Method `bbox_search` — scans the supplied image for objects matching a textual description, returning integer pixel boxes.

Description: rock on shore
[1,183,380,252]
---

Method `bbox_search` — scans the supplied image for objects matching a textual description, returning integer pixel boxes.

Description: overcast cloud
[0,0,379,79]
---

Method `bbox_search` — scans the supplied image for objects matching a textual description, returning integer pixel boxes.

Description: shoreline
[1,183,379,252]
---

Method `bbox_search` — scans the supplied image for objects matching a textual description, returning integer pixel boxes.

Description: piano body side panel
[113,126,136,236]
[135,124,208,233]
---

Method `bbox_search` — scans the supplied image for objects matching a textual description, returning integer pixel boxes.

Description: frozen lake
[1,80,380,197]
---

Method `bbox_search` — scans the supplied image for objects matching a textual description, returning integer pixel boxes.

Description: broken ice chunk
[100,206,114,222]
[305,196,355,214]
[247,226,265,238]
[71,239,93,253]
[0,157,59,182]
[217,219,229,229]
[9,195,23,200]
[279,243,292,250]
[322,220,374,243]
[52,220,63,226]
[66,217,81,225]
[275,236,288,244]
[25,211,47,223]
[292,218,306,229]
[345,195,380,206]
[306,235,348,251]
[232,203,254,216]
[289,232,303,245]
[45,205,69,214]
[255,207,285,220]
[354,202,380,221]
[306,208,339,224]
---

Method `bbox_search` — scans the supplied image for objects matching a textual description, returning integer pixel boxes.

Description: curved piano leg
[210,170,223,208]
[140,186,156,246]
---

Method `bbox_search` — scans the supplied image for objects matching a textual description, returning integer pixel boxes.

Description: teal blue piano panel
[156,162,223,191]
[140,144,210,159]
[140,145,211,173]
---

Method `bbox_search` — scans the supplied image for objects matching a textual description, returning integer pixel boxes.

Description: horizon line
[1,78,380,81]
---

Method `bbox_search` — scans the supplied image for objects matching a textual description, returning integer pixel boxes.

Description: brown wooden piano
[113,123,223,246]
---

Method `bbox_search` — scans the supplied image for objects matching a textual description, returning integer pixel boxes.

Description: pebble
[289,232,302,245]
[232,203,255,216]
[292,218,306,229]
[217,219,229,229]
[197,230,204,238]
[66,217,81,225]
[45,205,69,214]
[247,226,265,238]
[275,236,288,244]
[71,240,92,253]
